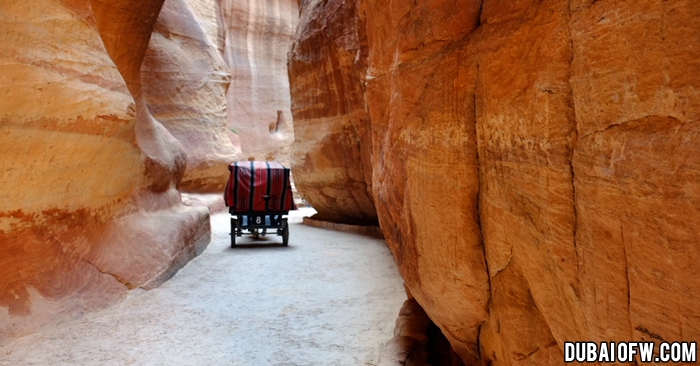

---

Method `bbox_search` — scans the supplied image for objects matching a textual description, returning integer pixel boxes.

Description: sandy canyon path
[1,208,406,366]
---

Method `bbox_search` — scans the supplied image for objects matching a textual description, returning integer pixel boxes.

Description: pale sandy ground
[0,208,406,366]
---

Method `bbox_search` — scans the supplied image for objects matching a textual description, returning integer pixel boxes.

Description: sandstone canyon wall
[288,0,377,224]
[0,0,211,342]
[142,0,242,192]
[290,0,700,364]
[219,0,299,164]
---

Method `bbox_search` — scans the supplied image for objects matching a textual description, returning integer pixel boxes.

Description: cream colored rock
[142,0,242,192]
[0,0,210,341]
[219,0,298,164]
[184,0,226,55]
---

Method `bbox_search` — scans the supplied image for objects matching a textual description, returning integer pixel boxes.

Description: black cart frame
[230,209,289,248]
[224,161,296,248]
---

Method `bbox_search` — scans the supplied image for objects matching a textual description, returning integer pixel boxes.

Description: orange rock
[290,0,700,364]
[0,0,209,341]
[570,0,700,349]
[288,0,378,224]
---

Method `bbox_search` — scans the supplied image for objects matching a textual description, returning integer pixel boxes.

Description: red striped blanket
[224,161,297,213]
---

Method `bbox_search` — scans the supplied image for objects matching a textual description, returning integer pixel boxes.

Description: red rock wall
[0,0,210,342]
[288,0,377,224]
[289,0,700,364]
[569,0,700,350]
[362,1,488,361]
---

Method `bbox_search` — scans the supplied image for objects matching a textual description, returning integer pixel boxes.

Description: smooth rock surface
[0,0,210,341]
[219,0,298,163]
[0,209,406,366]
[288,0,378,225]
[142,0,242,192]
[185,0,226,55]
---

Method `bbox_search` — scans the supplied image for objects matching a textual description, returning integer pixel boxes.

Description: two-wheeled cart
[224,161,297,248]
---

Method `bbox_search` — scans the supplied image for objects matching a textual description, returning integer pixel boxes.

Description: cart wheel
[230,217,236,248]
[281,218,289,246]
[251,228,259,239]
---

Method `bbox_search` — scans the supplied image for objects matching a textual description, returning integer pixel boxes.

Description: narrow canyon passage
[0,209,405,365]
[3,0,698,364]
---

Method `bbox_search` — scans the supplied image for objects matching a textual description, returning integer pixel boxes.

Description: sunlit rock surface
[289,0,700,364]
[0,0,210,341]
[219,0,298,164]
[184,0,226,55]
[142,0,242,192]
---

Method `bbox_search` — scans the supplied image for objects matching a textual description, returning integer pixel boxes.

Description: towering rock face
[219,0,298,164]
[361,1,489,361]
[288,0,377,224]
[289,0,700,364]
[0,0,210,342]
[142,0,242,192]
[568,0,700,350]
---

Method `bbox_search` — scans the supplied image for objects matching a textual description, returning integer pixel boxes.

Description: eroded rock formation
[219,0,298,163]
[288,0,377,224]
[0,0,210,342]
[142,0,241,192]
[290,0,700,364]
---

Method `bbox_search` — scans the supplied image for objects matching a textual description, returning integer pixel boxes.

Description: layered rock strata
[0,0,210,341]
[288,0,377,224]
[289,0,700,364]
[142,0,242,192]
[184,0,227,55]
[219,0,299,164]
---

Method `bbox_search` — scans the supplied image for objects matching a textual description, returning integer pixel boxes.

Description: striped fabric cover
[224,161,297,213]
